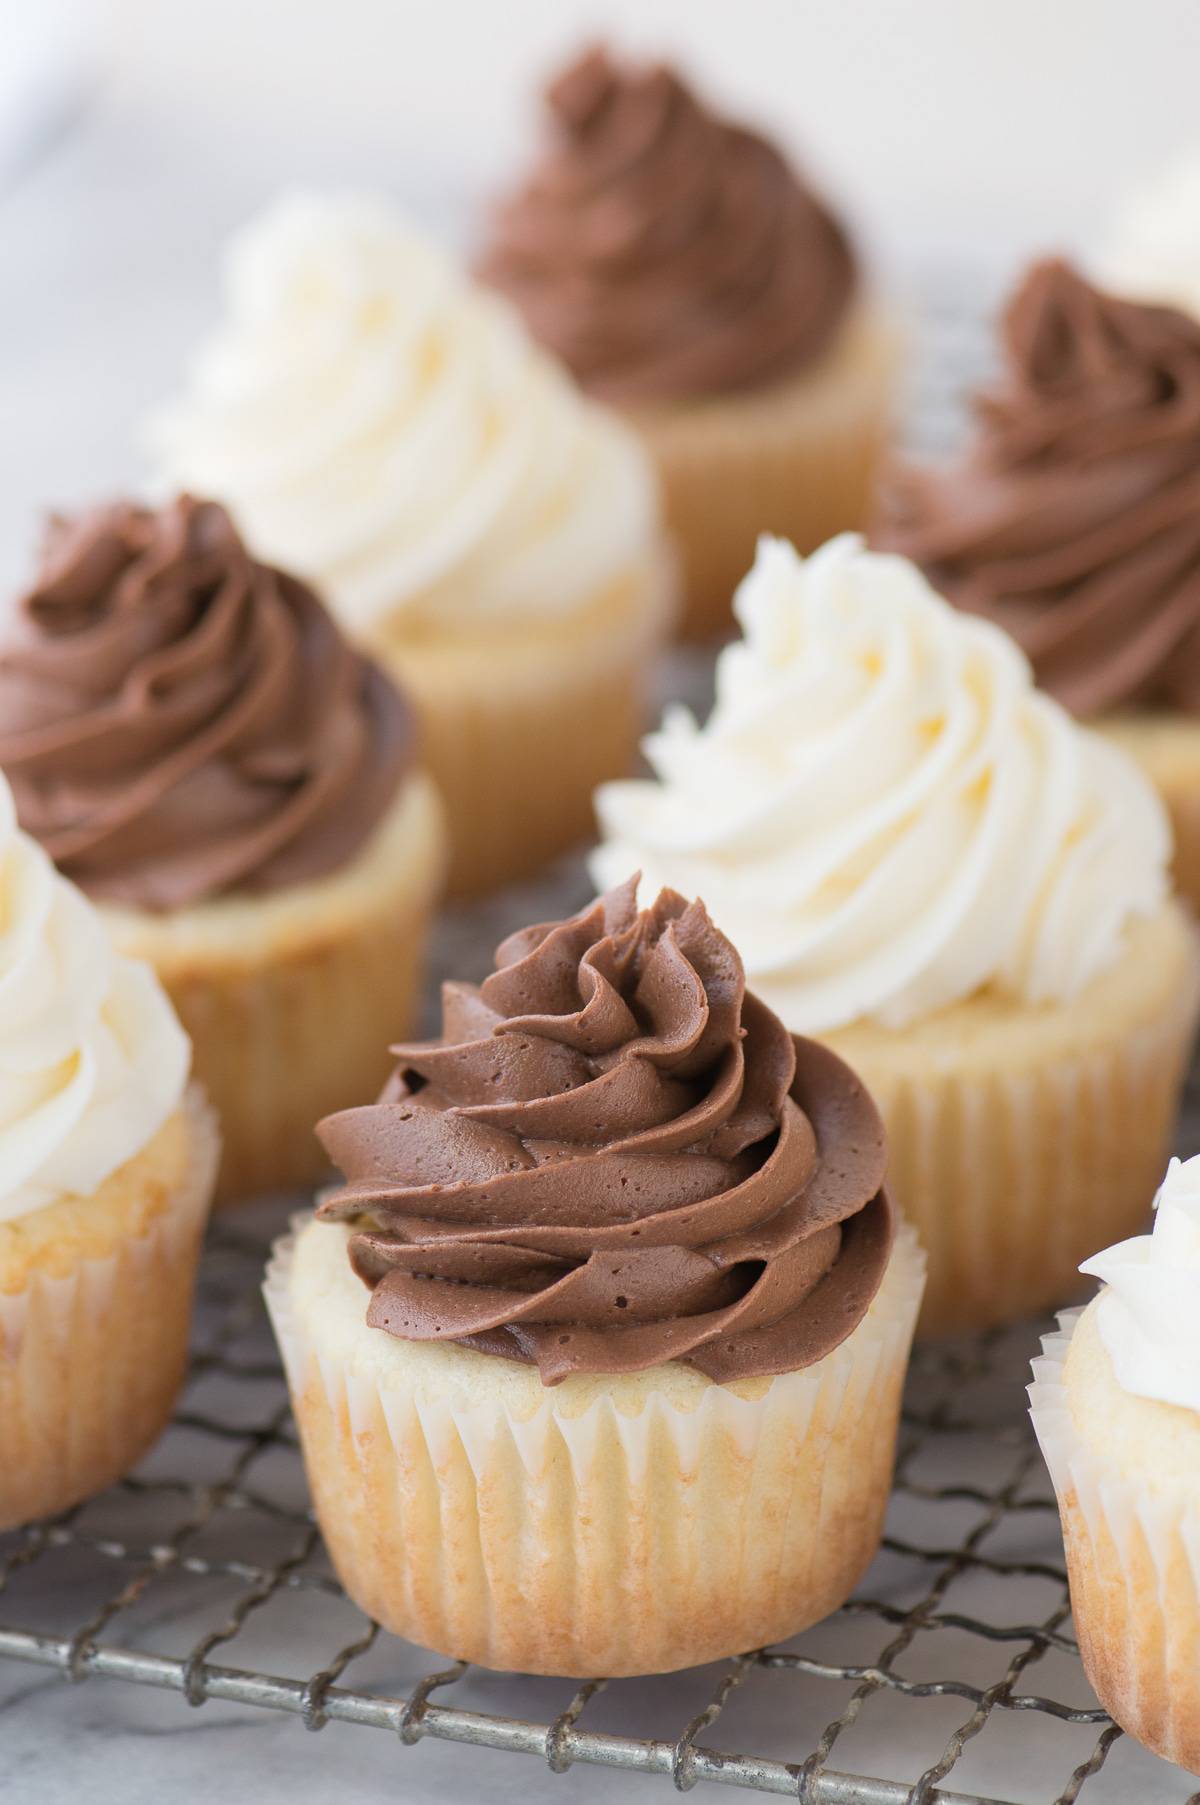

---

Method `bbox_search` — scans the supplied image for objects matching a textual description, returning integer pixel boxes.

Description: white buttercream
[1100,151,1200,321]
[0,775,189,1222]
[1081,1155,1200,1414]
[592,534,1170,1032]
[149,190,658,632]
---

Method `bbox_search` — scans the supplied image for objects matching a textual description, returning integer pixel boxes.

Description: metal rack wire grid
[3,272,1200,1804]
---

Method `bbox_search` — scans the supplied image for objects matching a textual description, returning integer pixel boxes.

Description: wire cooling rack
[4,270,1200,1804]
[2,880,1199,1805]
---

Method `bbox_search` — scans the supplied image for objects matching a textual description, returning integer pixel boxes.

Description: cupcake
[477,44,901,640]
[874,258,1200,906]
[0,496,444,1203]
[149,191,673,897]
[265,878,924,1677]
[1030,1154,1200,1773]
[0,769,217,1529]
[592,534,1200,1335]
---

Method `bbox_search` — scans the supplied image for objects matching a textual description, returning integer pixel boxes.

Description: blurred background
[3,0,1200,584]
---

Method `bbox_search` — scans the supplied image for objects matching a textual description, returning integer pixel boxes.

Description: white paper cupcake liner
[108,775,445,1205]
[265,1212,925,1677]
[1029,1311,1200,1773]
[836,910,1200,1336]
[0,1085,220,1530]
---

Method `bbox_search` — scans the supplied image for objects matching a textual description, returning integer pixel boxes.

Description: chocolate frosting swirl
[875,259,1200,716]
[478,45,857,404]
[0,496,416,910]
[317,877,893,1386]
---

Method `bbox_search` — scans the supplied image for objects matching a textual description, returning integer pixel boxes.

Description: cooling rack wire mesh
[3,270,1198,1805]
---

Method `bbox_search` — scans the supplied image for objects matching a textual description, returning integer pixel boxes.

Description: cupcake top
[477,43,857,404]
[592,535,1170,1034]
[0,771,189,1222]
[316,876,893,1386]
[1080,1154,1200,1413]
[149,191,658,634]
[0,495,416,912]
[874,259,1200,716]
[1101,151,1200,323]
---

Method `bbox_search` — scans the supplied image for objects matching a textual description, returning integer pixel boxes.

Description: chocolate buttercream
[317,877,893,1385]
[0,496,416,909]
[478,44,857,404]
[875,259,1200,716]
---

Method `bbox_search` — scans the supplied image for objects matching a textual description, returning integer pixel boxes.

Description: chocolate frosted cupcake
[875,258,1200,903]
[0,496,445,1201]
[265,878,924,1676]
[479,44,901,638]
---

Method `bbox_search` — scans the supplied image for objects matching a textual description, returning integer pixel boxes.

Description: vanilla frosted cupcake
[265,879,924,1676]
[1101,151,1200,319]
[0,496,444,1202]
[149,192,673,895]
[1030,1155,1200,1773]
[875,259,1200,906]
[0,770,217,1529]
[478,44,901,640]
[593,535,1199,1334]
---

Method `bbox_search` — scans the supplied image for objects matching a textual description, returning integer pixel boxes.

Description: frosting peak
[0,772,189,1222]
[592,534,1170,1032]
[149,191,659,632]
[874,259,1200,716]
[0,496,415,910]
[316,877,893,1385]
[478,44,857,403]
[1081,1154,1200,1413]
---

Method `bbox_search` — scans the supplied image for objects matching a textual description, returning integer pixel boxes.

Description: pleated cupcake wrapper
[1164,782,1200,914]
[375,552,677,898]
[119,777,444,1205]
[1029,1314,1200,1773]
[639,305,902,641]
[0,1087,219,1531]
[264,1215,925,1677]
[844,958,1200,1337]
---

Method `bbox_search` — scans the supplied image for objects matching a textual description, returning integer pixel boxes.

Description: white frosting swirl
[0,775,189,1223]
[1081,1155,1200,1413]
[592,535,1170,1033]
[1101,152,1200,321]
[149,191,658,632]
